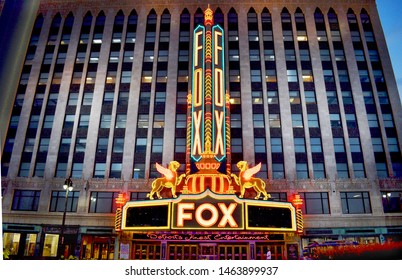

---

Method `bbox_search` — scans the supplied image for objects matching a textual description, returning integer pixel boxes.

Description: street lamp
[58,177,73,259]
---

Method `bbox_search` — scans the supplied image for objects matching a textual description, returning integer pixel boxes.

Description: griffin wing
[155,162,174,180]
[242,162,261,181]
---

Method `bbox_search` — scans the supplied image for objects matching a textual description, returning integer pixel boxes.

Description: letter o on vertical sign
[195,203,219,227]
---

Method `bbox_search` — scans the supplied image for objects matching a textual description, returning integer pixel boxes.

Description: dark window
[49,191,79,212]
[381,191,402,213]
[341,192,371,214]
[89,191,118,213]
[12,190,41,211]
[299,192,330,214]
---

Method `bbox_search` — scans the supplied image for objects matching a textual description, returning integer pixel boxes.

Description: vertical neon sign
[191,26,205,161]
[212,25,226,162]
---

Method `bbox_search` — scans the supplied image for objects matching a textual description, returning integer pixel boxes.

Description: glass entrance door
[256,244,285,260]
[218,244,248,260]
[167,244,198,260]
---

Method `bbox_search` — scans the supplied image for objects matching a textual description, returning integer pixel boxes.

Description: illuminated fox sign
[191,7,227,164]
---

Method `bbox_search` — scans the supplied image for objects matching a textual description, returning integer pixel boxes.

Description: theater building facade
[1,0,402,260]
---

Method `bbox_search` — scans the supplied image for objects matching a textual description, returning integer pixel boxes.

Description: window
[330,114,342,128]
[97,138,108,153]
[323,70,334,82]
[176,114,187,129]
[42,234,59,257]
[68,92,79,106]
[377,91,389,104]
[75,138,86,153]
[363,91,374,104]
[79,114,90,128]
[231,114,241,128]
[38,138,50,153]
[152,138,163,153]
[289,91,300,104]
[299,192,330,214]
[34,162,46,177]
[267,91,278,104]
[337,163,349,178]
[59,138,71,153]
[269,192,287,202]
[266,70,277,82]
[346,114,357,128]
[305,91,316,104]
[381,191,402,213]
[133,163,145,179]
[269,114,281,128]
[294,138,306,153]
[296,163,308,179]
[302,70,313,82]
[326,91,338,104]
[153,114,165,128]
[353,163,365,178]
[100,114,111,129]
[110,163,122,178]
[376,163,388,178]
[252,91,263,104]
[388,138,400,152]
[253,114,265,128]
[254,138,266,153]
[135,138,147,153]
[308,114,319,128]
[292,114,303,128]
[130,192,148,201]
[287,70,298,82]
[272,163,284,179]
[342,91,353,105]
[83,92,93,105]
[271,138,282,153]
[23,138,36,153]
[63,114,75,128]
[341,192,372,214]
[113,138,124,153]
[56,163,67,178]
[367,114,379,127]
[89,192,118,213]
[49,191,79,212]
[350,138,362,153]
[137,114,149,128]
[94,163,106,178]
[103,92,114,104]
[383,114,395,128]
[72,163,83,178]
[175,138,186,153]
[118,91,129,105]
[231,138,242,153]
[12,190,41,211]
[372,138,384,152]
[115,114,127,128]
[334,138,345,153]
[313,163,325,179]
[310,138,322,153]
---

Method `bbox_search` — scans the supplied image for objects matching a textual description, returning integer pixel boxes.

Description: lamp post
[58,177,73,259]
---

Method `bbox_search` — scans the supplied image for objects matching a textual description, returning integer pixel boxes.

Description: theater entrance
[165,243,249,260]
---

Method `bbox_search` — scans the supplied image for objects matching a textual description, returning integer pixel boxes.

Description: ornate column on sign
[292,194,304,234]
[115,193,127,231]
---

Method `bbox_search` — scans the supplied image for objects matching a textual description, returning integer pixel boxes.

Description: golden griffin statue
[147,161,186,200]
[231,161,270,200]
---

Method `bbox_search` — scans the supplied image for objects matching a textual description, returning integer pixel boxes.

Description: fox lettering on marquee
[176,202,239,228]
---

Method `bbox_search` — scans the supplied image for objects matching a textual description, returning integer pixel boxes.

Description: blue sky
[377,0,402,102]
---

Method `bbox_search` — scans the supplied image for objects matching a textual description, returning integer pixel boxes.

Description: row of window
[11,190,401,214]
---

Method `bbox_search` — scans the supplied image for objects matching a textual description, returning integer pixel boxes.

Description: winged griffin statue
[147,161,186,200]
[231,161,270,200]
